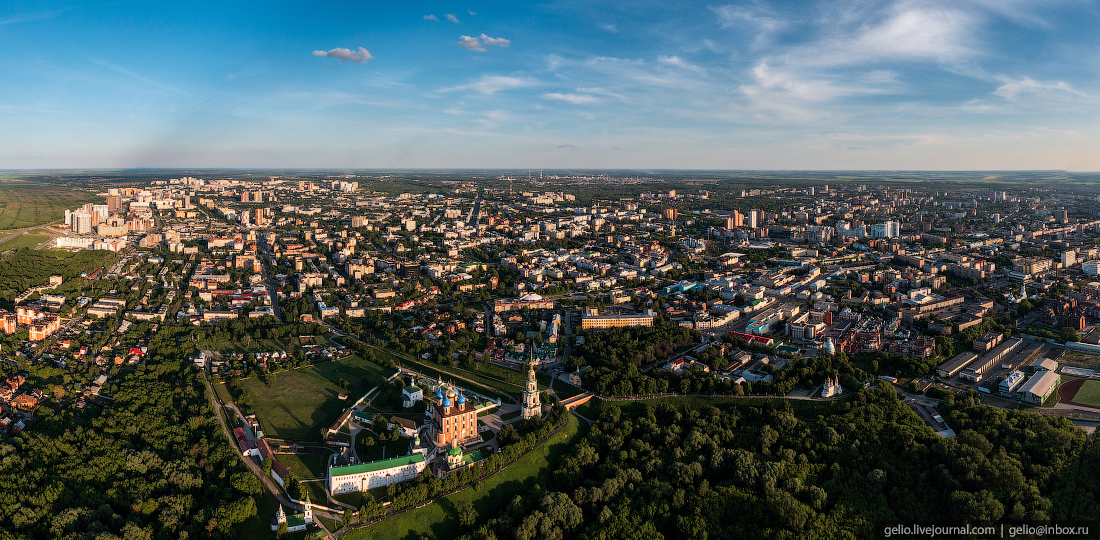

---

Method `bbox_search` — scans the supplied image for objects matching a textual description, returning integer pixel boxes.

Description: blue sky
[1,0,1097,169]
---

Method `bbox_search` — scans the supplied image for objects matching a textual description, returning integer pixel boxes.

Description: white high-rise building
[870,221,900,239]
[1062,251,1076,267]
[747,210,759,228]
[92,204,109,223]
[71,210,93,234]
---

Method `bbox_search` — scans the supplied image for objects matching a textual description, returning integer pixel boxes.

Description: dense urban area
[1,170,1100,540]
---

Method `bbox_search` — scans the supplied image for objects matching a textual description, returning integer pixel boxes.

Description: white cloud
[480,35,510,47]
[468,9,477,16]
[456,36,483,51]
[599,23,618,33]
[455,34,510,52]
[445,13,460,23]
[312,47,373,63]
[847,7,975,63]
[657,56,706,74]
[710,4,784,33]
[543,93,599,104]
[993,76,1091,101]
[444,75,536,95]
[424,14,438,21]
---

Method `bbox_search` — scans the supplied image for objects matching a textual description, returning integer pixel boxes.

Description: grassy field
[240,356,395,442]
[0,184,99,229]
[499,410,521,422]
[0,233,51,251]
[1058,352,1100,367]
[277,452,332,480]
[373,348,510,401]
[355,431,412,463]
[1071,380,1100,407]
[346,414,584,540]
[212,381,234,404]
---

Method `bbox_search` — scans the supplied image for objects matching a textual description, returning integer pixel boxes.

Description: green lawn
[355,431,412,463]
[240,356,395,442]
[345,414,583,540]
[212,381,234,404]
[373,348,510,400]
[0,233,51,251]
[499,410,521,422]
[334,486,389,508]
[277,452,333,480]
[1071,380,1100,407]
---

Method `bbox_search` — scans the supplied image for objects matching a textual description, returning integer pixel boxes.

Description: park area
[1058,378,1100,408]
[345,414,583,540]
[240,355,395,442]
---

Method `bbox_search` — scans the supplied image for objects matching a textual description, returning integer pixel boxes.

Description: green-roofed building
[328,451,427,495]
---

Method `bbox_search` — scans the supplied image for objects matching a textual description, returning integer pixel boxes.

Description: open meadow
[240,355,395,442]
[0,183,98,229]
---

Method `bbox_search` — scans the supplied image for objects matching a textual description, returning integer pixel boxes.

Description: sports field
[1070,380,1100,408]
[0,184,98,229]
[240,355,395,442]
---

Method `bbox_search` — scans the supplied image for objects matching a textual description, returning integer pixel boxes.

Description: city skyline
[1,0,1097,170]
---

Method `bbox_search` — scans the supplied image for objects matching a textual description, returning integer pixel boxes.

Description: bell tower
[521,356,541,420]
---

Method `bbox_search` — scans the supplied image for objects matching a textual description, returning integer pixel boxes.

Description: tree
[276,521,288,538]
[456,499,478,528]
[1061,327,1081,342]
[262,456,273,477]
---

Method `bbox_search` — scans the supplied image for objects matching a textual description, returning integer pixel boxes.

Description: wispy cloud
[543,93,599,104]
[455,34,511,52]
[90,58,188,94]
[445,13,460,23]
[424,14,438,21]
[312,47,373,63]
[0,10,66,26]
[468,9,477,16]
[993,76,1091,101]
[443,75,536,95]
[657,56,706,74]
[709,3,785,47]
[599,23,618,33]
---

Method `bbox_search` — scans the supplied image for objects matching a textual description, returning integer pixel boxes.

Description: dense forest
[0,248,118,307]
[0,328,263,539]
[570,322,698,396]
[460,387,1097,540]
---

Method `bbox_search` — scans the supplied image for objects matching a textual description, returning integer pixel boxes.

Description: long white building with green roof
[328,452,427,495]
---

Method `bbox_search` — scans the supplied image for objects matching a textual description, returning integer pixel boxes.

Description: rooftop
[330,453,424,476]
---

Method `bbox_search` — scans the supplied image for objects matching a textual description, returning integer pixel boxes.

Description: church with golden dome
[429,383,479,448]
